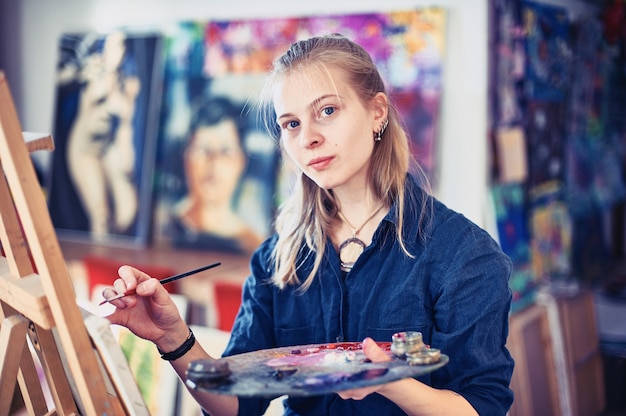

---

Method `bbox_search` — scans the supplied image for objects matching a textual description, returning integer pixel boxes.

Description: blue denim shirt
[222,175,514,416]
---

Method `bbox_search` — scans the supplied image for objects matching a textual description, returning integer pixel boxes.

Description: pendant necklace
[337,203,384,273]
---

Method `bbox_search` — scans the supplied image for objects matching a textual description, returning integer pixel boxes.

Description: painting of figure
[48,31,162,245]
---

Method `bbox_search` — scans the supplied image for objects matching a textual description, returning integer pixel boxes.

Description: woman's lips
[308,156,334,171]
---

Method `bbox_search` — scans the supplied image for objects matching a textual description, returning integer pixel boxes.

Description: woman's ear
[372,92,389,128]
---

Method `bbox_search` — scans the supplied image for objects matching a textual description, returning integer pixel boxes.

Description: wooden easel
[0,72,126,414]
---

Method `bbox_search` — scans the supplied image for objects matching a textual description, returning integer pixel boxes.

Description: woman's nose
[299,123,322,148]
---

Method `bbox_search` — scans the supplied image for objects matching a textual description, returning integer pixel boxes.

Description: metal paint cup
[406,347,441,365]
[391,331,424,358]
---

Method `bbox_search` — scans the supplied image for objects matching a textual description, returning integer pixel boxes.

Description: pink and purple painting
[204,9,446,183]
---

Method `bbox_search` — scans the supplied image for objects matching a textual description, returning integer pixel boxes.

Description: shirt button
[336,335,344,342]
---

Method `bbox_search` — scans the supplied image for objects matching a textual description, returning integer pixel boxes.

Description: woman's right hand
[104,266,240,416]
[102,265,188,351]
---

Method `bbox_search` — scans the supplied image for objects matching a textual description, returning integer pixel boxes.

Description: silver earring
[374,119,388,142]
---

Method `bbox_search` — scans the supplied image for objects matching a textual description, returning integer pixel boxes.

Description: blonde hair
[259,34,427,291]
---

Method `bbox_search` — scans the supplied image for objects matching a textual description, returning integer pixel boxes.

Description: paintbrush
[99,261,221,305]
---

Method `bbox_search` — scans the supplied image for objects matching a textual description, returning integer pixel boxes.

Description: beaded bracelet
[157,326,196,361]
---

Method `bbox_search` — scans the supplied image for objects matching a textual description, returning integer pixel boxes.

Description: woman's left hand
[337,337,395,400]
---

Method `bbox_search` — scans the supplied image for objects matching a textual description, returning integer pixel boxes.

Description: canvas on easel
[0,71,145,415]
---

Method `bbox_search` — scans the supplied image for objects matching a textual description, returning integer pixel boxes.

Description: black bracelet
[157,327,196,361]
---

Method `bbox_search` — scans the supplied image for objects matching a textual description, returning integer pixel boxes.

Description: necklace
[336,202,384,272]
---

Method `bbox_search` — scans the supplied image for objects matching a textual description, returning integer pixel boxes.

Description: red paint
[317,342,391,352]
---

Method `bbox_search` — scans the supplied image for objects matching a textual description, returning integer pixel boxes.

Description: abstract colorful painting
[529,185,572,282]
[490,183,536,311]
[566,18,625,215]
[491,183,530,266]
[521,0,572,102]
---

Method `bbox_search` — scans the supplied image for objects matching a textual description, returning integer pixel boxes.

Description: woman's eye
[321,106,335,117]
[284,120,299,130]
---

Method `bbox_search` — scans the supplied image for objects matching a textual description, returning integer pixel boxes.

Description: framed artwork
[521,0,572,102]
[154,8,447,253]
[529,184,572,282]
[48,31,163,246]
[152,22,279,253]
[491,182,530,266]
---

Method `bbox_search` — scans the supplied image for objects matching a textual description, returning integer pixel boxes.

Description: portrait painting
[152,22,279,253]
[48,31,163,246]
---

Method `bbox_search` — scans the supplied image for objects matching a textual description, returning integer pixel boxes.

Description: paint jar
[406,347,441,365]
[391,331,424,358]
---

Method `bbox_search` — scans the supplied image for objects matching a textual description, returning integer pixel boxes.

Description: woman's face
[184,119,246,205]
[273,67,381,193]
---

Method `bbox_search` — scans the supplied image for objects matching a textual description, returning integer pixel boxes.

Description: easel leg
[0,314,28,416]
[18,334,49,415]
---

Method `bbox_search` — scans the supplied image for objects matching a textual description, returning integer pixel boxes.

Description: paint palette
[186,342,448,398]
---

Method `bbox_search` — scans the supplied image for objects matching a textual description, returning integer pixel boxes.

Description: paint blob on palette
[186,342,448,397]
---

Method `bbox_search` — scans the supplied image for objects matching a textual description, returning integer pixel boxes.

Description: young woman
[103,34,514,416]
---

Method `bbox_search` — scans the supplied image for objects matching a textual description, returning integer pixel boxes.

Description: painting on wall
[521,0,572,102]
[153,8,447,252]
[48,31,163,246]
[152,22,279,253]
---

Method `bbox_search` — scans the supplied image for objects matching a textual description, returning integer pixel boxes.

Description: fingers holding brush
[100,265,153,307]
[99,262,222,306]
[103,265,184,331]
